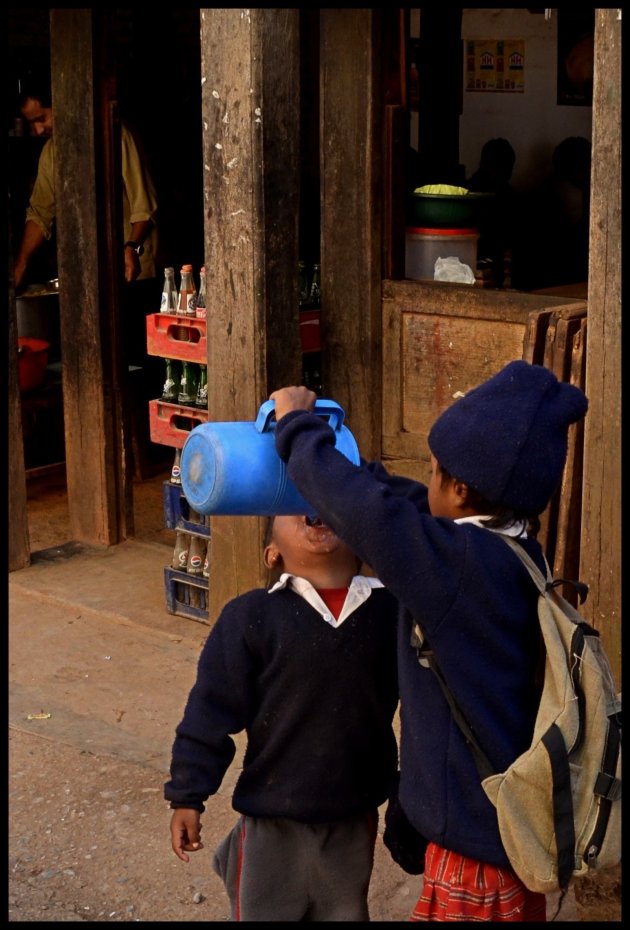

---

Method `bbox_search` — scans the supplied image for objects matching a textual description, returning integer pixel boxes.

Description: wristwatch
[124,240,144,257]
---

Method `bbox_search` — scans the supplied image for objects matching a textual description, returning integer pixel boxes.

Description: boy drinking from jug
[270,360,588,922]
[165,513,399,921]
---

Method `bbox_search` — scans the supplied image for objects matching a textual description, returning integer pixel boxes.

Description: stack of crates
[146,311,211,623]
[146,313,210,447]
[162,482,211,623]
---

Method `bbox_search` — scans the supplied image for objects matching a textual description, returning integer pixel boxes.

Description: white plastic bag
[434,256,476,285]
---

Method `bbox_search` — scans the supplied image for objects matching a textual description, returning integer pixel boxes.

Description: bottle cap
[181,264,193,272]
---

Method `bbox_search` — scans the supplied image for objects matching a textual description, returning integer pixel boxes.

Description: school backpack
[428,533,621,897]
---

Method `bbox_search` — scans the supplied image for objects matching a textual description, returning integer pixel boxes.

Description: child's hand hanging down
[170,808,204,862]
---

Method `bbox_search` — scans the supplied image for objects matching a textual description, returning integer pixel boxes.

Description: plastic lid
[406,227,479,235]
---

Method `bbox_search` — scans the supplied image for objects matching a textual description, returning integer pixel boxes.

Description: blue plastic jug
[179,398,360,516]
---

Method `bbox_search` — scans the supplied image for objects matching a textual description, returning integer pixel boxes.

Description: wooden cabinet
[381,279,586,479]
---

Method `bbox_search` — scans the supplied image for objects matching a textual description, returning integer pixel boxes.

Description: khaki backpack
[427,534,621,896]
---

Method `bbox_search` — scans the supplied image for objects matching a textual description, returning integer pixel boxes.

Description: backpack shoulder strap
[425,533,564,786]
[424,651,496,781]
[497,533,590,607]
[425,533,550,785]
[495,533,550,594]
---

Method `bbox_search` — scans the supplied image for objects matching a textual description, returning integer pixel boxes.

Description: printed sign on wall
[465,39,525,93]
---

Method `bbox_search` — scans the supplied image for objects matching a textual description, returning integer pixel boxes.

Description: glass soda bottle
[309,262,321,307]
[171,531,189,572]
[170,447,182,485]
[195,265,207,319]
[178,361,197,406]
[187,533,205,578]
[298,260,309,306]
[177,264,197,317]
[161,358,180,403]
[195,363,208,409]
[160,267,178,314]
[187,519,206,609]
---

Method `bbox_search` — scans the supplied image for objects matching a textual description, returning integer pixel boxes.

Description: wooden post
[8,239,31,571]
[580,9,621,687]
[382,10,408,281]
[50,9,128,545]
[320,9,383,460]
[200,9,302,617]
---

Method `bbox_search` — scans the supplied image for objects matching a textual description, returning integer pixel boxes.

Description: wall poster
[465,39,525,93]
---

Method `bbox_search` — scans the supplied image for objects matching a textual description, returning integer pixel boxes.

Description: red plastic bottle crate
[149,399,209,448]
[146,313,207,363]
[299,308,321,353]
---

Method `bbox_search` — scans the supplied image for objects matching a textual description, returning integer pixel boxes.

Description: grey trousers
[212,810,378,921]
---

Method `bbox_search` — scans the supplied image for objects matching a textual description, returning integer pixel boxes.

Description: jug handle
[256,398,344,433]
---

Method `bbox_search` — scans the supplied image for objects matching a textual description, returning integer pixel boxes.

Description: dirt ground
[8,465,621,922]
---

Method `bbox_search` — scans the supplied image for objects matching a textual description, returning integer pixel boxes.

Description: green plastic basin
[408,191,495,228]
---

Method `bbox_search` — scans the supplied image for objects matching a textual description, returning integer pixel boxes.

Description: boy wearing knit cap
[165,514,399,921]
[270,360,588,922]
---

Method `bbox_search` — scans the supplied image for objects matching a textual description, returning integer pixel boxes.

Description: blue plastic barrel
[179,398,360,516]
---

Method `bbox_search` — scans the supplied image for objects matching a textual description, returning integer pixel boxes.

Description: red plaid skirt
[409,842,547,922]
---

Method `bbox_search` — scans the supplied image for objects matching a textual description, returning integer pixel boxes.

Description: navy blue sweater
[275,410,545,868]
[164,585,399,822]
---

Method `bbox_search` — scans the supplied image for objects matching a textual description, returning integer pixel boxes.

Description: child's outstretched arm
[169,808,204,862]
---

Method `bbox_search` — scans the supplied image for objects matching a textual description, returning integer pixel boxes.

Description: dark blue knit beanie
[428,360,588,514]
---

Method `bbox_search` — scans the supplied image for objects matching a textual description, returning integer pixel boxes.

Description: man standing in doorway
[13,72,164,432]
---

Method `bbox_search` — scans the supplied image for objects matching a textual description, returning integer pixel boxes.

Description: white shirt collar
[455,515,528,537]
[268,572,384,628]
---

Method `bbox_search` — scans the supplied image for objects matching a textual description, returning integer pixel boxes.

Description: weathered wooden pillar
[50,9,129,545]
[580,8,621,687]
[319,9,383,460]
[200,9,302,616]
[8,235,30,570]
